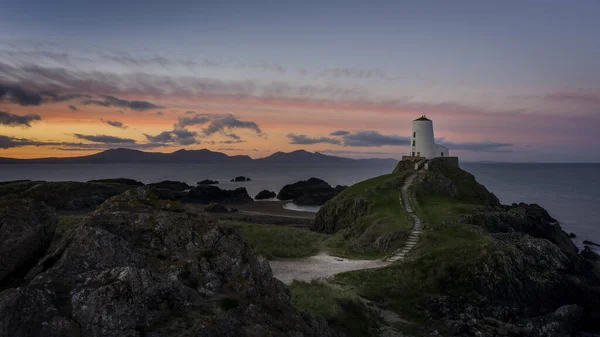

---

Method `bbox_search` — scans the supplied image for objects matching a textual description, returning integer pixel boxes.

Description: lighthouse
[409,115,449,159]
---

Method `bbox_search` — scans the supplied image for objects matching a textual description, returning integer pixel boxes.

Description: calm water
[0,162,598,249]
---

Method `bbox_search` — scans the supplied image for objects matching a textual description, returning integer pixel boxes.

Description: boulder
[87,178,144,186]
[184,185,253,204]
[277,177,346,206]
[0,188,336,337]
[197,179,219,185]
[569,232,577,238]
[147,180,190,190]
[581,246,600,262]
[0,181,134,211]
[204,203,229,213]
[231,176,251,182]
[583,240,600,247]
[147,180,191,201]
[0,199,57,287]
[254,189,276,200]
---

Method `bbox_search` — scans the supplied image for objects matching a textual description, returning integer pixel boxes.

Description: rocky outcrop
[465,203,579,256]
[582,246,600,262]
[421,232,600,335]
[0,188,336,337]
[584,240,600,247]
[87,178,144,186]
[184,185,253,204]
[254,189,276,200]
[0,180,45,198]
[278,178,346,206]
[0,181,135,210]
[147,180,191,200]
[410,158,500,206]
[231,176,251,182]
[0,199,57,288]
[198,179,219,185]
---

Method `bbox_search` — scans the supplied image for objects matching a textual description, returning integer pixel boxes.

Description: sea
[0,162,598,250]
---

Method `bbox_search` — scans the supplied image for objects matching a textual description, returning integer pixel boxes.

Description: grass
[221,221,328,259]
[333,222,491,326]
[322,172,413,259]
[289,280,377,337]
[414,192,479,228]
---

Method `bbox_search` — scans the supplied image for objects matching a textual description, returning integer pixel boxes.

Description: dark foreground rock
[198,179,219,185]
[582,246,600,262]
[0,188,336,337]
[278,178,346,206]
[184,185,253,204]
[584,240,600,247]
[254,189,276,200]
[231,176,251,182]
[0,199,57,288]
[0,181,135,210]
[0,180,46,198]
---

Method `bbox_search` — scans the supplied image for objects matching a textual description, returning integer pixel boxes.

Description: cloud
[203,114,262,136]
[330,130,350,136]
[220,139,246,144]
[144,128,200,145]
[342,131,410,147]
[102,119,128,129]
[155,111,164,116]
[0,83,43,106]
[82,95,163,111]
[184,110,196,115]
[73,133,136,144]
[68,104,77,111]
[287,133,341,145]
[546,92,600,105]
[176,114,211,128]
[0,111,41,127]
[0,134,166,150]
[319,149,398,158]
[436,139,513,152]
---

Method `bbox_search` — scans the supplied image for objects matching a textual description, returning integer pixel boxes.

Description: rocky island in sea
[0,157,599,337]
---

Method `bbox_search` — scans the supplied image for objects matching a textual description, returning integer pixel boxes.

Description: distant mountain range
[0,148,398,166]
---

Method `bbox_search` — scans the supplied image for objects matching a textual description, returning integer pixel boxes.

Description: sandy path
[271,165,426,284]
[270,252,389,284]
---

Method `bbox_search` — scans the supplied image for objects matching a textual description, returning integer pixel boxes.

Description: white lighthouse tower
[409,115,449,159]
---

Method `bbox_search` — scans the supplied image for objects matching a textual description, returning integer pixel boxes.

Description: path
[270,160,426,283]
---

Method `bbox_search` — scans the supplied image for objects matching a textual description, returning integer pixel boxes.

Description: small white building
[408,115,449,159]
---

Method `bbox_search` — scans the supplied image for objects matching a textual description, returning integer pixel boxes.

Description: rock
[0,199,57,287]
[87,178,144,186]
[581,246,600,262]
[569,232,576,238]
[0,181,135,210]
[147,180,191,201]
[204,203,229,213]
[184,185,253,204]
[197,179,219,185]
[583,240,600,247]
[254,189,276,200]
[147,180,190,190]
[277,178,346,206]
[0,188,336,337]
[231,176,251,182]
[467,203,579,256]
[0,180,45,198]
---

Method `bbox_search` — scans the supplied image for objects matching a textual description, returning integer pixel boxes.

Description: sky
[0,0,599,162]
